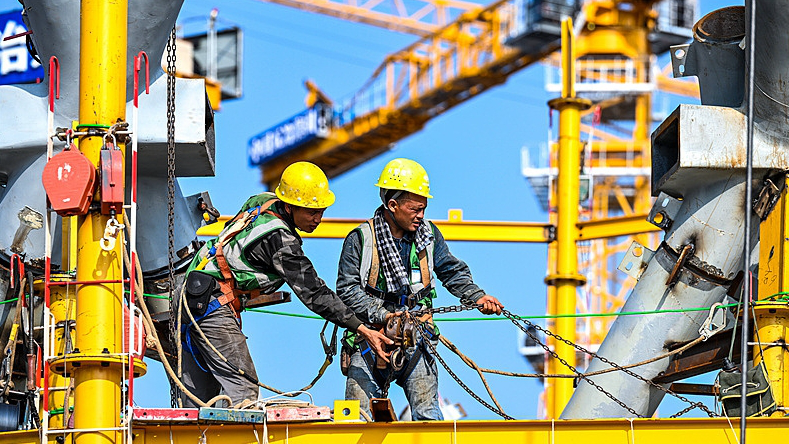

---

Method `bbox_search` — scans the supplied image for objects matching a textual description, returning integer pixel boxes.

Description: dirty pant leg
[401,343,443,421]
[345,344,443,421]
[181,343,222,408]
[345,351,384,419]
[182,303,259,408]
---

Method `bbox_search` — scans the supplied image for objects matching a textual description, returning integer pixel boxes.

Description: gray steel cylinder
[683,6,745,107]
[561,173,758,418]
[752,0,789,139]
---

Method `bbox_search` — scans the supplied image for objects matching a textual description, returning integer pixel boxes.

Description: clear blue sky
[2,0,732,420]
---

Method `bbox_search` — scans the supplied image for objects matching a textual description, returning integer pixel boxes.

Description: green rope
[246,302,751,322]
[0,298,18,306]
[123,290,169,300]
[121,291,789,322]
[75,124,111,129]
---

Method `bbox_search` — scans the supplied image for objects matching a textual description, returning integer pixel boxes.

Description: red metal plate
[133,408,199,422]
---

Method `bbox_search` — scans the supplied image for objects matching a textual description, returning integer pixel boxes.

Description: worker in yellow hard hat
[180,161,393,408]
[336,158,504,420]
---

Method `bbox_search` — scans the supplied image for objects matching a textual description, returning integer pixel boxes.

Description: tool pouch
[718,361,777,417]
[184,272,215,317]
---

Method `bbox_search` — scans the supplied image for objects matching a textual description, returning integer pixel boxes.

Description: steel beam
[198,217,556,243]
[576,214,660,240]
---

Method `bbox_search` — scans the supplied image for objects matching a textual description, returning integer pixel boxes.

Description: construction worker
[180,161,393,408]
[336,158,504,420]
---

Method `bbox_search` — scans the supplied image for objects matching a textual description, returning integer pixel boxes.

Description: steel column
[74,1,128,444]
[544,18,592,417]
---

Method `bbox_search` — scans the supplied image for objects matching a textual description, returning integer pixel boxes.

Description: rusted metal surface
[654,327,747,384]
[370,398,397,422]
[133,408,199,422]
[668,383,719,397]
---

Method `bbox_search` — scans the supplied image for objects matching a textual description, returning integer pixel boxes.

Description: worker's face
[388,193,427,232]
[289,205,326,233]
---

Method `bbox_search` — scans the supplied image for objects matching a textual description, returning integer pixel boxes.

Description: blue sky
[2,0,733,420]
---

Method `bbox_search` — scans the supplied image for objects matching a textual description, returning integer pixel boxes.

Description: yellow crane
[248,0,697,417]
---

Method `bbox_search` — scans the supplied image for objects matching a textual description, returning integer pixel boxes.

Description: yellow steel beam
[577,214,660,240]
[198,215,555,243]
[7,417,789,444]
[255,0,481,36]
[756,178,789,411]
[197,213,658,243]
[74,2,127,444]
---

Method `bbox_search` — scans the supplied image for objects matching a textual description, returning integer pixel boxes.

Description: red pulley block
[41,145,96,216]
[100,148,124,215]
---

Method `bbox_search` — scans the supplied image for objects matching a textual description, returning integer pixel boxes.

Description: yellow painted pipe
[74,1,128,443]
[544,17,591,417]
[752,304,789,415]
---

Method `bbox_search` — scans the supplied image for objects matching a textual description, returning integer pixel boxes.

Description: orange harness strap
[213,198,279,318]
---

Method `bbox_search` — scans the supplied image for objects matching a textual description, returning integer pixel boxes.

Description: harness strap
[181,298,224,373]
[417,248,430,288]
[366,219,379,289]
[212,198,281,318]
[357,338,390,389]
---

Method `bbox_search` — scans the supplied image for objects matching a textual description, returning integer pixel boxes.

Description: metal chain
[500,308,717,418]
[496,309,644,418]
[406,311,515,420]
[165,26,179,408]
[418,302,717,418]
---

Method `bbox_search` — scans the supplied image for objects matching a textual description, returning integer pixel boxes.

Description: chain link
[165,26,179,408]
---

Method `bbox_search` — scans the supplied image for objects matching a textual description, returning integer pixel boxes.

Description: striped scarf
[373,206,433,293]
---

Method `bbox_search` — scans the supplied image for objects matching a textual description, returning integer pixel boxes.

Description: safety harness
[354,219,438,388]
[182,198,283,372]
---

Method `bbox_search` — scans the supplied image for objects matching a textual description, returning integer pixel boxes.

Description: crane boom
[255,0,483,36]
[251,0,564,189]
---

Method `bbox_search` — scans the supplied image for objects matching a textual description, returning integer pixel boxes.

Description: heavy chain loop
[405,311,515,420]
[500,309,717,418]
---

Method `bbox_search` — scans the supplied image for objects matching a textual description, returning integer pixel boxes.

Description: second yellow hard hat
[374,158,432,198]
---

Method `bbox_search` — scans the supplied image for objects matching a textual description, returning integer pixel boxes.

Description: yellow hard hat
[374,158,432,198]
[275,161,336,208]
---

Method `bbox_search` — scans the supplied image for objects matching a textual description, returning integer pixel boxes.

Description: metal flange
[48,353,148,378]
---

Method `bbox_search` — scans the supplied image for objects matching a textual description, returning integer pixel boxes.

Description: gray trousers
[180,302,259,408]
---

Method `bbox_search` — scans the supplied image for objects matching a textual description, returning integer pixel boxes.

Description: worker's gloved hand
[356,324,394,362]
[476,295,504,315]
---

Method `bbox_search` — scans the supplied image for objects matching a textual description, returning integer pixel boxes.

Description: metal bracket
[665,243,695,287]
[670,44,691,78]
[699,302,727,340]
[753,175,785,220]
[617,241,655,281]
[648,192,682,231]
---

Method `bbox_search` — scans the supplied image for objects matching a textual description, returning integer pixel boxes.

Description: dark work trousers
[181,302,259,408]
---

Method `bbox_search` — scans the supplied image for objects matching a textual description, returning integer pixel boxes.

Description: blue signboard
[0,10,43,85]
[247,103,332,166]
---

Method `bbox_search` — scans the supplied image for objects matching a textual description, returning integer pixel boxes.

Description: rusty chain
[411,301,717,418]
[405,310,515,420]
[165,26,179,408]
